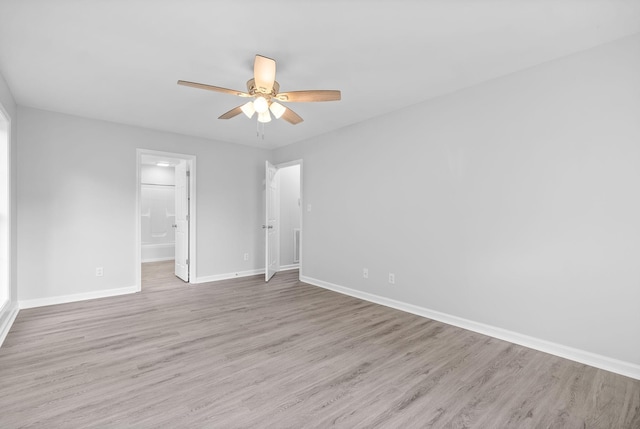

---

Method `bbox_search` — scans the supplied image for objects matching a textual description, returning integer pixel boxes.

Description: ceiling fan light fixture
[258,110,271,123]
[178,54,341,128]
[253,96,269,113]
[240,101,255,118]
[269,101,286,119]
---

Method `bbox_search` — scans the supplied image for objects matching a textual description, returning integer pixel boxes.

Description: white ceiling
[1,1,639,149]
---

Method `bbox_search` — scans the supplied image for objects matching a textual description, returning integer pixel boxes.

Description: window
[0,106,9,308]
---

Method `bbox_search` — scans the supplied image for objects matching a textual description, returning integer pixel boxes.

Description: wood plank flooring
[0,261,638,428]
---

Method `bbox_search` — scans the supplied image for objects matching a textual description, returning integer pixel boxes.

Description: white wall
[278,165,300,267]
[141,164,175,186]
[0,71,18,344]
[17,107,270,302]
[274,34,640,368]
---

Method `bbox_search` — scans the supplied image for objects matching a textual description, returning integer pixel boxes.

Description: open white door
[265,161,278,282]
[175,160,189,282]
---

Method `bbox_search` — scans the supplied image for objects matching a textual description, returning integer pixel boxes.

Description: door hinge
[186,258,189,265]
[186,171,190,177]
[186,214,190,221]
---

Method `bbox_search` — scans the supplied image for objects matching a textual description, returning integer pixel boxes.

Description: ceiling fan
[178,55,341,125]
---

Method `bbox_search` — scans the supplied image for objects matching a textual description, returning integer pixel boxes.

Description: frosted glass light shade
[240,101,255,118]
[258,110,271,123]
[253,96,269,113]
[269,101,286,119]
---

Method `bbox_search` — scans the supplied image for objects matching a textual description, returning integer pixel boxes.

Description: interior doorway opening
[136,149,196,290]
[265,160,302,282]
[278,164,301,271]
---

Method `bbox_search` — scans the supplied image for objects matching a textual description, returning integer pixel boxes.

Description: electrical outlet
[243,253,249,261]
[388,273,395,284]
[96,267,103,277]
[363,268,369,279]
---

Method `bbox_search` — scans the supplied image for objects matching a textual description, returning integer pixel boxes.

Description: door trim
[136,149,197,290]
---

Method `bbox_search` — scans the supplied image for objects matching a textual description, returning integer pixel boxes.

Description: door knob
[262,225,273,229]
[172,224,177,228]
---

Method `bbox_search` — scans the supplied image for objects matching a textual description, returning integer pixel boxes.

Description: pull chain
[256,120,266,140]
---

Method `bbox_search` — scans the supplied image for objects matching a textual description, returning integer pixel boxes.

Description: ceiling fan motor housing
[247,78,280,98]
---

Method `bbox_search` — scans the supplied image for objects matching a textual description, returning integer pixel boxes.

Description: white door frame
[136,149,197,290]
[275,159,303,280]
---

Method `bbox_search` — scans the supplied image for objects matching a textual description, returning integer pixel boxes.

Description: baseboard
[279,264,300,271]
[0,301,20,348]
[300,275,640,381]
[141,257,175,263]
[195,268,265,284]
[19,285,139,309]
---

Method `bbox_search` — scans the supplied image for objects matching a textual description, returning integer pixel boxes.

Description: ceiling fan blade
[178,80,251,97]
[275,90,341,102]
[254,55,276,94]
[281,106,304,125]
[218,105,244,120]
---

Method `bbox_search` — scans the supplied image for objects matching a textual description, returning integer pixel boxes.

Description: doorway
[264,160,302,282]
[136,149,196,290]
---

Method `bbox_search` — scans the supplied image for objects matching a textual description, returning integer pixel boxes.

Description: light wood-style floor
[0,261,638,428]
